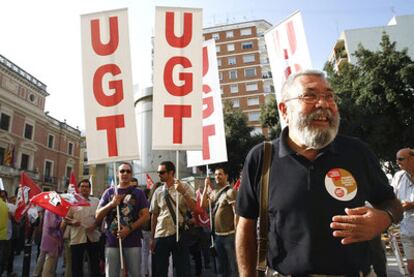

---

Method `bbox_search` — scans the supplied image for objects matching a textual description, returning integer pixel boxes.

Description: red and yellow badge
[325,168,357,201]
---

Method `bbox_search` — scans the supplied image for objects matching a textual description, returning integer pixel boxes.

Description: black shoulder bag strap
[256,141,272,277]
[164,189,178,226]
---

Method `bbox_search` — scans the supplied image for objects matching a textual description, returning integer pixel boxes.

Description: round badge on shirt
[325,168,357,201]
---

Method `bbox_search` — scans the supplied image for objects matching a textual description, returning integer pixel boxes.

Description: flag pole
[206,165,214,248]
[112,163,125,270]
[176,150,180,242]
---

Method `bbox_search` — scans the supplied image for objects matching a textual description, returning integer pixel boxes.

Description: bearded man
[236,70,403,277]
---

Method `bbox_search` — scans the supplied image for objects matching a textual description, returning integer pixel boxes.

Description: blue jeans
[105,247,141,277]
[152,234,191,277]
[215,233,238,277]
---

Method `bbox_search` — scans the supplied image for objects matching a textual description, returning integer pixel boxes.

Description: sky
[1,0,414,131]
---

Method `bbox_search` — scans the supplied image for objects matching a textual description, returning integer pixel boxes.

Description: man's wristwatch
[383,208,396,225]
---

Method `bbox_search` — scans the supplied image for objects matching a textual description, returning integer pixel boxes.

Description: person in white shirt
[63,179,101,277]
[392,148,414,276]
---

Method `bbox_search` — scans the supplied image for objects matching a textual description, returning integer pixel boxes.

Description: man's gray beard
[289,108,340,150]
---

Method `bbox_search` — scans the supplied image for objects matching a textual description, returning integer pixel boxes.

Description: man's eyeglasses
[119,169,131,174]
[157,170,167,175]
[284,92,337,104]
[396,157,406,162]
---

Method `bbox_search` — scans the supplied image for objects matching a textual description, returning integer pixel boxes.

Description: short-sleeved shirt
[150,182,195,238]
[68,196,101,245]
[236,127,396,275]
[211,185,236,235]
[0,199,8,240]
[98,186,149,248]
[392,170,414,236]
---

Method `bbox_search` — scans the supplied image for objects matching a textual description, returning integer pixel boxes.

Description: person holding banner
[96,162,150,277]
[236,70,403,276]
[150,161,196,277]
[201,167,238,277]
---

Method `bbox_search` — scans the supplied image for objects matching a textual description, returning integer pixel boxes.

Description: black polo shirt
[236,128,395,275]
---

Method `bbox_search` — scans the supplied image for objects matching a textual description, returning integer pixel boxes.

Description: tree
[325,32,414,169]
[209,101,263,182]
[260,94,281,139]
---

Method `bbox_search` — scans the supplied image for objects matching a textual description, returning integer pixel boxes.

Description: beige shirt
[150,182,195,238]
[68,196,101,245]
[212,185,237,236]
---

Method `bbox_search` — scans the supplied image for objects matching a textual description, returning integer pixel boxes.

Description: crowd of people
[0,69,414,277]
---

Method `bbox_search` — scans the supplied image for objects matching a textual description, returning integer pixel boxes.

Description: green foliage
[209,101,263,182]
[325,32,414,168]
[260,94,281,139]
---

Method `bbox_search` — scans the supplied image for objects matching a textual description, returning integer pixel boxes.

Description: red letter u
[165,12,192,48]
[91,16,119,56]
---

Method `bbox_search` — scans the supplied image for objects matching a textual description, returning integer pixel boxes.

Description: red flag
[30,191,90,218]
[146,174,155,189]
[193,190,210,229]
[233,178,241,191]
[67,171,78,193]
[15,172,42,222]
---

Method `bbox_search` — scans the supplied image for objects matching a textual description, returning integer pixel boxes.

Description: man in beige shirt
[202,167,238,277]
[63,179,100,276]
[150,161,196,277]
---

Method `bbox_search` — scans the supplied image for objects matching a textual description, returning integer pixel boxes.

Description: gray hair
[281,69,327,101]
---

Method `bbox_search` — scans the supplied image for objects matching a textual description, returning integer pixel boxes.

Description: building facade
[203,20,274,135]
[0,54,82,195]
[329,14,414,70]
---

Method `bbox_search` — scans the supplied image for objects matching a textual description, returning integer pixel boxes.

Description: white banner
[265,11,312,126]
[81,8,139,164]
[187,40,227,167]
[152,7,203,150]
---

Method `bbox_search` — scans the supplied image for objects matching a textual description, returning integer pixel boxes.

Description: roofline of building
[203,19,272,32]
[0,54,49,96]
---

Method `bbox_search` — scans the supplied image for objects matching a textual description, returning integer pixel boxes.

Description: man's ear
[278,102,288,123]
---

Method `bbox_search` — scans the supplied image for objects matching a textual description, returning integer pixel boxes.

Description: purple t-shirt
[98,186,148,247]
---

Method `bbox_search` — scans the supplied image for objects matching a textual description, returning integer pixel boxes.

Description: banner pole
[113,163,125,270]
[206,165,214,247]
[176,150,180,242]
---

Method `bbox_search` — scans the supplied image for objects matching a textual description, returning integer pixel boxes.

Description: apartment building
[329,14,414,71]
[203,19,274,135]
[0,54,82,194]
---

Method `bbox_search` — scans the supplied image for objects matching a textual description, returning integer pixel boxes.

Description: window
[220,86,224,94]
[243,54,255,63]
[0,147,5,165]
[264,85,272,93]
[229,70,238,80]
[24,123,34,140]
[219,72,223,81]
[44,160,53,182]
[0,113,11,131]
[242,41,253,49]
[47,135,54,149]
[244,68,256,78]
[248,97,260,106]
[250,127,263,136]
[248,111,260,122]
[212,33,220,40]
[241,28,252,36]
[217,58,222,67]
[228,57,236,65]
[227,44,235,52]
[232,99,240,108]
[216,45,221,53]
[68,142,74,155]
[246,82,258,91]
[20,153,30,170]
[226,31,234,38]
[230,84,238,93]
